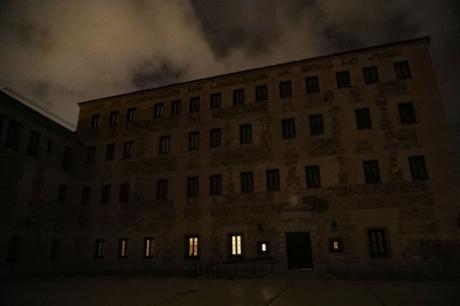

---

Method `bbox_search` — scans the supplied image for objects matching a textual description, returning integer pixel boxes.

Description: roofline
[78,36,430,106]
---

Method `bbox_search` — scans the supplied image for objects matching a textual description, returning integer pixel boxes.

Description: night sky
[1,1,459,153]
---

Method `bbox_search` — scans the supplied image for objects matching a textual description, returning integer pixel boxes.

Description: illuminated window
[144,238,154,258]
[91,114,100,128]
[229,234,243,257]
[210,93,221,109]
[279,81,292,98]
[189,97,200,113]
[95,239,104,259]
[159,136,170,154]
[305,76,319,94]
[105,143,115,161]
[154,103,165,118]
[119,238,128,258]
[109,111,119,127]
[329,238,343,253]
[258,241,270,255]
[255,85,268,102]
[123,141,134,159]
[368,228,390,257]
[185,235,199,259]
[233,89,245,105]
[171,100,181,115]
[126,107,136,123]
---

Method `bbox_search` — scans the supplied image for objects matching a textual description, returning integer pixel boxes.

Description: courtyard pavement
[1,275,459,306]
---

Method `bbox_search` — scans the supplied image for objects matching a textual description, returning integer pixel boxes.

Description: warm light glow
[145,238,154,257]
[120,239,127,257]
[231,235,242,255]
[261,243,267,252]
[188,237,199,257]
[333,241,339,250]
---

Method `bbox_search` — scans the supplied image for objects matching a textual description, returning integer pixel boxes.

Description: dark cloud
[132,62,184,89]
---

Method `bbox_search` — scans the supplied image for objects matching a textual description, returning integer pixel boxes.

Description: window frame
[363,66,379,84]
[126,107,137,123]
[336,71,351,88]
[305,76,320,94]
[398,102,416,124]
[368,228,390,257]
[185,235,200,259]
[255,84,268,102]
[95,239,105,259]
[123,141,134,159]
[239,124,252,144]
[209,174,222,196]
[188,131,200,151]
[187,176,199,198]
[363,160,381,184]
[189,96,201,113]
[282,118,296,139]
[240,171,254,193]
[305,165,321,188]
[158,136,170,154]
[209,128,222,148]
[309,114,324,136]
[266,169,280,191]
[109,111,119,128]
[228,233,244,258]
[171,100,181,115]
[154,103,165,118]
[233,89,245,105]
[156,179,168,200]
[355,108,372,130]
[394,61,411,80]
[409,156,428,180]
[210,93,222,109]
[279,80,293,98]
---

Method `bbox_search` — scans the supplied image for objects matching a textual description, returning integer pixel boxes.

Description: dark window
[81,187,91,206]
[4,120,23,150]
[305,76,320,94]
[123,141,134,159]
[394,61,411,79]
[187,176,199,197]
[86,146,96,163]
[105,143,115,161]
[210,93,222,109]
[282,118,296,139]
[46,139,52,153]
[309,114,324,136]
[258,241,270,255]
[233,89,245,105]
[159,136,170,154]
[240,124,252,144]
[185,235,200,259]
[119,183,130,202]
[109,111,119,127]
[126,107,136,123]
[409,156,428,180]
[62,146,72,171]
[189,97,200,113]
[363,160,381,184]
[95,239,104,259]
[57,185,67,205]
[279,81,292,98]
[7,236,22,263]
[368,228,390,257]
[355,108,372,130]
[336,71,351,88]
[171,100,181,115]
[210,174,222,196]
[144,238,154,258]
[119,238,128,259]
[49,238,60,262]
[241,171,254,193]
[154,103,165,118]
[209,128,221,148]
[228,233,243,257]
[188,131,200,151]
[101,185,111,204]
[329,239,344,253]
[398,102,416,124]
[156,179,168,200]
[0,114,5,142]
[266,169,280,191]
[305,165,321,188]
[363,66,379,84]
[255,85,268,102]
[91,114,100,128]
[27,130,41,158]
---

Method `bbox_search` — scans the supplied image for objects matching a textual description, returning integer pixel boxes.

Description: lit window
[186,235,199,258]
[119,238,128,258]
[258,241,270,254]
[329,239,343,253]
[229,234,243,257]
[95,239,104,259]
[144,238,154,258]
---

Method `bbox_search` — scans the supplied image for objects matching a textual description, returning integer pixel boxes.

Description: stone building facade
[2,37,460,278]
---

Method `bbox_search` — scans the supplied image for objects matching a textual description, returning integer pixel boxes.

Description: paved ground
[1,276,459,306]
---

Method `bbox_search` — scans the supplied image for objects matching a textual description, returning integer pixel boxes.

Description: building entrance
[285,232,313,269]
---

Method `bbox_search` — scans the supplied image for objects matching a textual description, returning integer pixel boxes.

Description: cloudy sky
[1,1,459,147]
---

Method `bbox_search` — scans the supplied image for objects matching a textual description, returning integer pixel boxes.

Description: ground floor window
[258,241,270,254]
[329,238,343,253]
[144,238,154,258]
[119,238,128,258]
[95,239,105,259]
[368,228,390,257]
[229,233,243,257]
[185,235,199,259]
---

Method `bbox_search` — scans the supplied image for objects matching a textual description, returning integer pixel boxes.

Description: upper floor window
[355,108,372,130]
[158,136,170,154]
[119,238,128,258]
[305,76,320,94]
[126,107,136,123]
[394,61,411,79]
[186,235,200,259]
[241,171,254,193]
[210,93,222,109]
[409,156,428,180]
[119,183,130,202]
[363,66,379,84]
[210,174,222,196]
[189,97,200,113]
[266,169,280,191]
[305,165,321,188]
[81,187,91,206]
[240,124,252,144]
[86,146,96,163]
[228,233,243,257]
[105,143,115,161]
[209,128,222,148]
[95,239,104,259]
[368,228,390,257]
[156,179,168,200]
[363,160,381,184]
[282,118,296,139]
[187,176,199,197]
[171,100,181,115]
[109,111,119,128]
[5,120,23,151]
[398,102,416,124]
[154,103,165,118]
[62,146,72,171]
[336,71,351,88]
[255,85,268,102]
[91,114,100,129]
[27,130,41,158]
[233,89,245,105]
[188,131,200,151]
[101,185,111,204]
[279,81,292,98]
[309,114,324,136]
[57,185,67,205]
[123,141,134,159]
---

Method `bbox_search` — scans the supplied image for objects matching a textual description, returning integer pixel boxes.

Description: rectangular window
[101,185,111,204]
[49,238,60,262]
[123,141,134,159]
[158,136,170,154]
[171,100,181,115]
[27,130,41,158]
[144,238,154,258]
[394,61,411,79]
[305,76,320,94]
[5,120,23,150]
[119,183,130,202]
[57,185,67,205]
[46,139,53,153]
[7,236,22,263]
[368,228,390,257]
[409,156,428,180]
[105,143,115,161]
[363,66,379,84]
[119,238,128,258]
[336,71,351,88]
[86,146,96,163]
[363,160,381,184]
[62,146,72,170]
[154,103,165,118]
[126,107,136,123]
[266,169,280,191]
[309,114,324,136]
[186,236,199,259]
[188,131,200,151]
[210,93,222,109]
[81,187,91,206]
[187,176,199,197]
[91,114,100,128]
[109,111,119,127]
[240,124,252,144]
[209,128,222,148]
[305,165,321,188]
[156,179,168,200]
[282,118,296,139]
[229,234,243,257]
[210,174,222,196]
[355,108,372,130]
[241,171,254,193]
[258,241,270,254]
[398,102,416,124]
[255,85,268,102]
[279,81,292,98]
[95,239,105,259]
[0,114,5,143]
[189,97,200,113]
[233,89,245,105]
[329,239,344,253]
